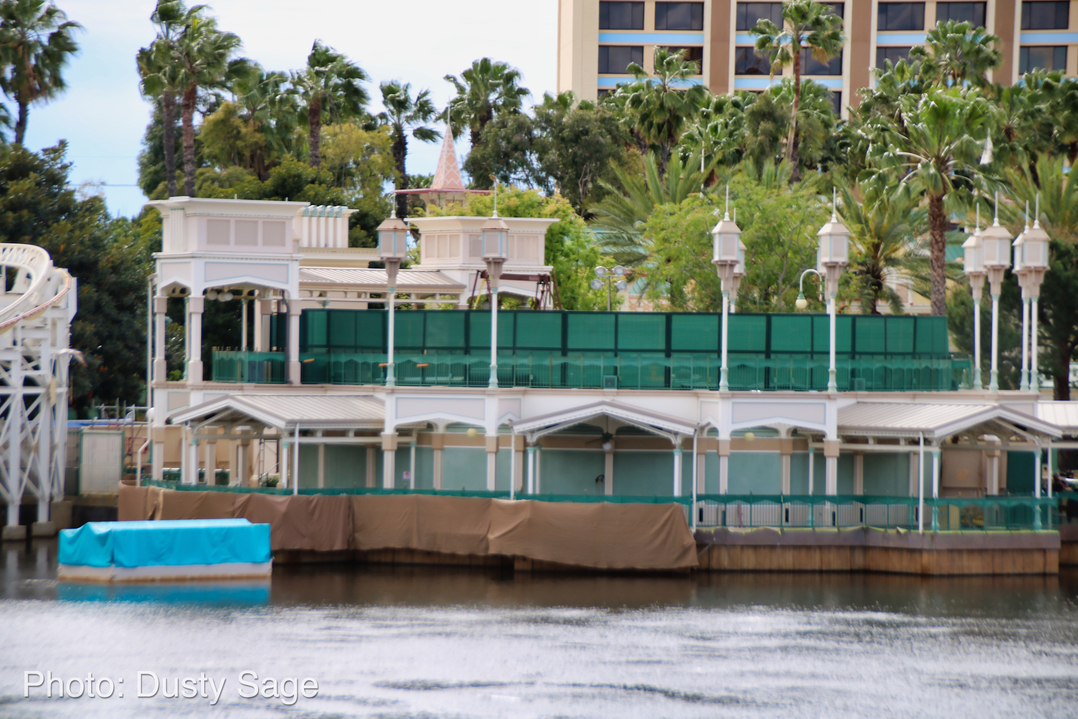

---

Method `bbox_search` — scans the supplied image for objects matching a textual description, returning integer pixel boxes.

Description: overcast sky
[21,0,559,217]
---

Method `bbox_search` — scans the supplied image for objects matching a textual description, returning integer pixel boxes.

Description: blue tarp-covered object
[59,520,272,568]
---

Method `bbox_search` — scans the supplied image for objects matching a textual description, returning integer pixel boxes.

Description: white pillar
[186,295,204,384]
[386,286,397,387]
[908,447,918,497]
[288,300,301,385]
[718,439,730,494]
[203,440,215,484]
[1031,296,1041,392]
[807,446,815,495]
[432,432,445,490]
[253,297,264,352]
[317,433,326,489]
[382,432,397,489]
[527,444,537,494]
[989,291,1000,391]
[853,452,864,495]
[535,445,542,494]
[292,425,300,495]
[827,293,838,393]
[1047,441,1054,498]
[241,298,248,351]
[279,438,289,489]
[489,287,499,388]
[512,435,525,495]
[931,445,940,531]
[1034,445,1042,499]
[825,456,837,495]
[972,296,983,389]
[409,436,417,490]
[779,438,792,495]
[153,296,167,382]
[917,436,925,533]
[1020,296,1030,391]
[719,290,730,391]
[672,445,683,496]
[365,443,375,488]
[604,442,614,496]
[485,434,498,491]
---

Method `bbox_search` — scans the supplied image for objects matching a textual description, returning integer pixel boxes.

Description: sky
[22,0,559,218]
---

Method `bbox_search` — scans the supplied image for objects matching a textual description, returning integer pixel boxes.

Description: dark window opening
[655,2,705,30]
[800,48,843,75]
[829,91,843,116]
[1019,45,1068,73]
[599,45,644,74]
[663,45,704,70]
[935,2,987,26]
[736,2,784,30]
[876,45,913,69]
[877,3,926,30]
[735,47,774,75]
[600,2,645,29]
[1020,1,1069,29]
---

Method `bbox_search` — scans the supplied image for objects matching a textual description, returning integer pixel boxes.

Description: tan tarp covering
[117,483,150,521]
[488,500,698,570]
[154,489,236,520]
[233,493,351,552]
[351,495,492,555]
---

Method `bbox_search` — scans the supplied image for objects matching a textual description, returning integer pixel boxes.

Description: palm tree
[871,87,991,315]
[617,47,707,177]
[291,41,369,169]
[443,57,530,148]
[837,179,925,314]
[0,0,80,145]
[231,67,297,179]
[172,13,244,195]
[378,81,440,218]
[137,0,204,197]
[909,20,1001,89]
[750,0,844,181]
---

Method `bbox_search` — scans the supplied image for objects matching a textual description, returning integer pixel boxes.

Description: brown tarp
[488,500,698,570]
[233,493,351,552]
[153,489,236,520]
[351,495,492,555]
[117,484,150,521]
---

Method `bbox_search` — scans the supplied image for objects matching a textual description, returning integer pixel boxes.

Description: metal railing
[212,350,972,392]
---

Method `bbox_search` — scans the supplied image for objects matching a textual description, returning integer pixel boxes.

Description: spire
[431,126,465,191]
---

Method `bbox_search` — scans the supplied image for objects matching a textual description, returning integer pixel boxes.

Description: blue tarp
[59,520,272,568]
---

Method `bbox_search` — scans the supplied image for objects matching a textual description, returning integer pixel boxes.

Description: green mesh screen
[517,312,563,349]
[670,314,718,351]
[567,314,615,351]
[619,314,666,351]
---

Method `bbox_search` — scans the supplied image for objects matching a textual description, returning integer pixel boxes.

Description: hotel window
[935,2,986,27]
[736,3,784,31]
[876,46,913,69]
[735,47,774,75]
[877,3,925,31]
[655,2,704,30]
[599,45,644,74]
[599,2,644,30]
[824,2,845,18]
[663,46,704,70]
[830,92,843,116]
[1019,45,1068,73]
[1020,1,1069,29]
[800,48,843,75]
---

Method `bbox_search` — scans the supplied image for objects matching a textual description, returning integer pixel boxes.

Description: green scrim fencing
[211,351,288,384]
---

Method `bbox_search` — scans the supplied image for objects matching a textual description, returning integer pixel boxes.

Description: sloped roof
[169,394,386,430]
[511,400,696,442]
[1036,401,1078,434]
[299,267,465,290]
[838,401,1061,440]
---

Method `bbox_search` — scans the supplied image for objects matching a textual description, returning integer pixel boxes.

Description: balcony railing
[211,351,288,384]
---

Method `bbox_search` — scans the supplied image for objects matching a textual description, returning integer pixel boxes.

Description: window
[735,47,774,75]
[876,46,913,68]
[877,3,925,30]
[655,2,704,30]
[1021,1,1069,30]
[829,91,843,116]
[597,89,612,99]
[599,2,644,29]
[663,45,704,69]
[1019,45,1068,72]
[599,45,644,74]
[824,2,845,18]
[935,2,986,26]
[736,2,784,31]
[800,48,843,75]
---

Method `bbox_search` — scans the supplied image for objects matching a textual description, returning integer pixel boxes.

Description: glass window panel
[1021,1,1069,29]
[935,2,986,26]
[599,45,644,74]
[877,3,925,30]
[599,1,644,29]
[655,2,704,30]
[876,45,913,69]
[736,2,785,31]
[663,45,704,70]
[800,48,843,74]
[829,91,842,115]
[1019,45,1068,73]
[735,46,773,74]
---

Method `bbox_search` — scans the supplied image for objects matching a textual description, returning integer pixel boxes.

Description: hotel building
[557,0,1078,116]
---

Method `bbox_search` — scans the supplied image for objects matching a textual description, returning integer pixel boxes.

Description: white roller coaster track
[0,243,76,535]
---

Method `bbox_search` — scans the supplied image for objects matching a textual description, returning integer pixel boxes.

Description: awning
[511,400,697,443]
[299,267,465,292]
[169,394,386,431]
[1036,401,1078,435]
[838,401,1062,441]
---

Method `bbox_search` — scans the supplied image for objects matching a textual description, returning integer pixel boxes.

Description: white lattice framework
[0,243,75,529]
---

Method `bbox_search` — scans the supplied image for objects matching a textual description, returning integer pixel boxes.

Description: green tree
[750,0,843,180]
[136,98,184,197]
[908,20,1001,89]
[291,41,369,169]
[173,11,245,195]
[0,143,150,409]
[462,111,538,190]
[867,87,991,315]
[0,0,80,145]
[378,81,440,219]
[443,57,530,151]
[616,47,707,176]
[228,67,297,179]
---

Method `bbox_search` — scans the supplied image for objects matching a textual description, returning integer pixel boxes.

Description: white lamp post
[816,190,850,394]
[377,206,409,387]
[1012,203,1031,390]
[481,195,509,389]
[712,187,741,392]
[980,192,1011,393]
[1019,194,1050,393]
[729,239,747,312]
[962,204,986,390]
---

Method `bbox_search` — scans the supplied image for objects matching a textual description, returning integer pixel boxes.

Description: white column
[485,434,498,491]
[317,432,326,489]
[535,445,542,494]
[719,290,730,391]
[780,438,792,495]
[386,286,397,387]
[527,444,537,494]
[365,444,376,488]
[203,440,215,484]
[253,298,264,352]
[512,435,525,495]
[908,447,918,497]
[827,293,838,393]
[672,445,683,496]
[972,296,983,389]
[1047,441,1054,498]
[604,442,614,496]
[382,432,397,489]
[989,290,1000,391]
[279,438,289,489]
[825,456,837,495]
[186,295,204,384]
[1020,296,1030,390]
[1034,445,1042,499]
[931,445,940,531]
[241,298,248,351]
[807,446,815,495]
[718,439,730,494]
[432,432,445,490]
[917,436,925,533]
[409,436,417,490]
[292,426,300,495]
[489,287,499,388]
[1031,296,1041,392]
[853,452,864,495]
[287,300,301,385]
[154,296,167,382]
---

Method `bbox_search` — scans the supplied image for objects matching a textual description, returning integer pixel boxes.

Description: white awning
[169,394,386,431]
[1036,401,1078,435]
[838,401,1061,441]
[511,400,697,443]
[299,267,465,292]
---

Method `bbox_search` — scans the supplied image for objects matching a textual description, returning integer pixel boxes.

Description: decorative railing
[212,351,972,392]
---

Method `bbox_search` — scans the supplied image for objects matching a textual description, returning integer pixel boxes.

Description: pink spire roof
[432,128,465,191]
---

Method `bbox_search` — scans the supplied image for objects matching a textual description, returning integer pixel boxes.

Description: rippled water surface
[2,540,1077,718]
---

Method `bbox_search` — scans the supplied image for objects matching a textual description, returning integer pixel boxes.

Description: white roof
[299,267,465,291]
[1036,401,1078,434]
[838,401,1061,440]
[511,400,696,442]
[169,394,385,430]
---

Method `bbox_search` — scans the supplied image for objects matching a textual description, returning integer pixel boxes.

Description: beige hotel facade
[557,0,1078,116]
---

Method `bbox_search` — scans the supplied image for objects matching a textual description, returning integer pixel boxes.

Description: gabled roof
[511,400,696,442]
[169,394,386,431]
[838,401,1061,441]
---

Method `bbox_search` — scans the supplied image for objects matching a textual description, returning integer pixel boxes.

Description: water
[2,540,1077,718]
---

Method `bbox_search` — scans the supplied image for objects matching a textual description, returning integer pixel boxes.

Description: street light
[590,265,628,311]
[481,188,509,389]
[962,203,986,390]
[1017,194,1050,393]
[980,192,1011,392]
[712,186,741,392]
[377,205,409,388]
[816,189,850,393]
